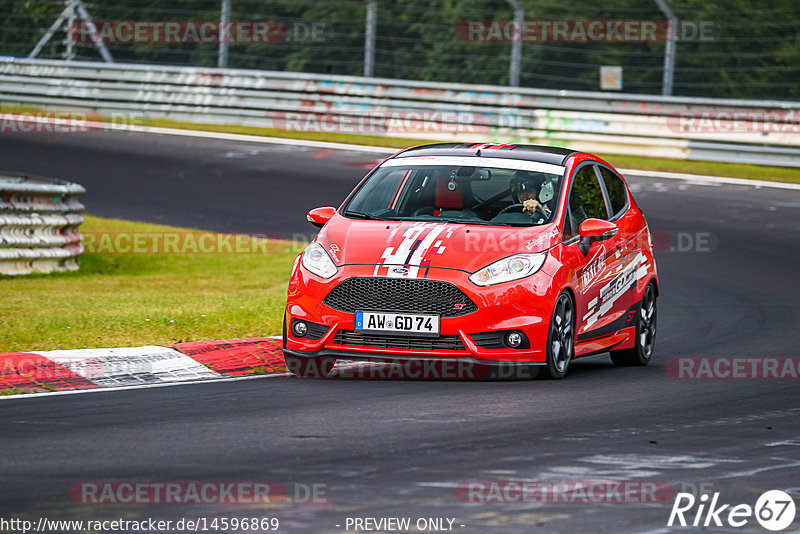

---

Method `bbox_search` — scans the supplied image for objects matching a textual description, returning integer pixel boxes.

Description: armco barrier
[1,58,800,166]
[0,172,85,275]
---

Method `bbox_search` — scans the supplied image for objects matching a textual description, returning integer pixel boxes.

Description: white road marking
[102,122,396,154]
[581,453,742,470]
[618,168,800,191]
[709,459,800,480]
[30,116,791,191]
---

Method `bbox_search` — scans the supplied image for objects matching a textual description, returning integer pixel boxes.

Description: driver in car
[510,171,554,218]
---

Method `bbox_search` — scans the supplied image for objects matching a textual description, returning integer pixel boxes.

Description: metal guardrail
[0,172,85,275]
[1,58,800,167]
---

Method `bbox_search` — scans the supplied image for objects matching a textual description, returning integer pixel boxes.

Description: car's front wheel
[284,355,337,378]
[610,282,657,366]
[541,291,575,379]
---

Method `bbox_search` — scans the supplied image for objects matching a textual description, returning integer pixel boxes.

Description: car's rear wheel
[284,355,337,378]
[610,283,657,366]
[541,291,575,379]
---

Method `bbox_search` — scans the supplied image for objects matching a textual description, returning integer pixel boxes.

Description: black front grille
[323,278,478,318]
[333,330,466,351]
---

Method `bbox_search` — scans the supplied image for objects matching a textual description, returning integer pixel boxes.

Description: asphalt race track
[1,130,800,533]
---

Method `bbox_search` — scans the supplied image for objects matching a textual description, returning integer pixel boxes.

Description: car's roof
[393,143,578,166]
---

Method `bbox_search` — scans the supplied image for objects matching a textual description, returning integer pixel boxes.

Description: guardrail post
[218,0,231,68]
[654,0,677,96]
[364,0,377,77]
[506,0,524,87]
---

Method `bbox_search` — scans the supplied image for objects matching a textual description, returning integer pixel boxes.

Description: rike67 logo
[668,490,796,531]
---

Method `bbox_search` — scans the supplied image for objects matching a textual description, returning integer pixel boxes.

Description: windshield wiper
[435,218,501,226]
[345,213,536,228]
[344,211,382,220]
[437,218,542,227]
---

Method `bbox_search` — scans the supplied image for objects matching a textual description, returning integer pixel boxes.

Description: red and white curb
[0,337,286,396]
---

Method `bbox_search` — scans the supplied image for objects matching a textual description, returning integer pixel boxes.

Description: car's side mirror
[578,218,618,240]
[307,206,336,228]
[577,219,618,255]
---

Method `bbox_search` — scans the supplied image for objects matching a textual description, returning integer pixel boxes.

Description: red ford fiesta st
[283,143,658,379]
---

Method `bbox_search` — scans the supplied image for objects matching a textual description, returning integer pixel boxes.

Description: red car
[283,143,658,379]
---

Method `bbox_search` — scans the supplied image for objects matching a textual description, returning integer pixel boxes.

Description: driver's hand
[523,198,542,214]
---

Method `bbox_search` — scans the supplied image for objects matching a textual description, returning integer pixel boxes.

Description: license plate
[355,311,440,336]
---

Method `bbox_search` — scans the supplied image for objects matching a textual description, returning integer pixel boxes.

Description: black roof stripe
[394,143,578,166]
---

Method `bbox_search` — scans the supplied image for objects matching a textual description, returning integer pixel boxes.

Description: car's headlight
[301,243,338,278]
[469,252,547,286]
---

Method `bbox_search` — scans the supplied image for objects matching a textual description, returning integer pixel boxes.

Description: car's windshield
[344,158,565,227]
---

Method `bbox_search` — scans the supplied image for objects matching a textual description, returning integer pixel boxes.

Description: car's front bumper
[285,263,559,365]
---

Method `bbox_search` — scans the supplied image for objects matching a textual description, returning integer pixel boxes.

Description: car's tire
[610,282,657,366]
[284,354,337,378]
[541,291,575,380]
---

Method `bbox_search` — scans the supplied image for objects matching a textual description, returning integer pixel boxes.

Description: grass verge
[1,215,302,352]
[3,103,800,184]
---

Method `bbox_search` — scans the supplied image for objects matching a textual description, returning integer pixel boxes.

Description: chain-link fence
[1,0,798,100]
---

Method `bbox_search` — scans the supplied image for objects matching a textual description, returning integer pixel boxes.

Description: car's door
[559,163,618,338]
[593,165,641,325]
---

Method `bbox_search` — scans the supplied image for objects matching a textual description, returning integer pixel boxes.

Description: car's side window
[598,167,628,219]
[565,164,609,240]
